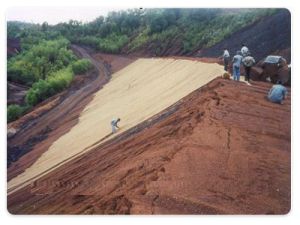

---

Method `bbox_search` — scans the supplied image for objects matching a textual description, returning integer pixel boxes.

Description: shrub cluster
[25,67,74,106]
[71,59,93,74]
[7,104,28,123]
[7,38,76,85]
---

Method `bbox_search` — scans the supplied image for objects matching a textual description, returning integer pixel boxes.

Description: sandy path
[8,58,224,194]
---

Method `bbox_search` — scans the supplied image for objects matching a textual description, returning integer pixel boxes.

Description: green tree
[7,104,26,122]
[72,59,92,74]
[7,38,76,85]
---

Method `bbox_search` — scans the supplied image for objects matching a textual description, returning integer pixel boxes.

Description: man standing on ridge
[242,52,256,83]
[222,48,230,71]
[241,44,249,57]
[232,51,243,81]
[111,118,121,134]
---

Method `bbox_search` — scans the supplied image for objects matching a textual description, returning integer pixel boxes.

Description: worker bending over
[111,118,121,133]
[268,81,288,104]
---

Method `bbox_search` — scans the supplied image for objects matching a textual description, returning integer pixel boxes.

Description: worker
[222,48,230,71]
[111,118,121,133]
[241,44,249,57]
[242,53,256,82]
[232,51,243,81]
[267,80,288,104]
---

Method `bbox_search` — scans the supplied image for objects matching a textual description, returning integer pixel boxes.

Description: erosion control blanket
[8,58,224,193]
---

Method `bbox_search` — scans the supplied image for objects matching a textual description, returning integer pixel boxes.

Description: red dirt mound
[8,78,290,214]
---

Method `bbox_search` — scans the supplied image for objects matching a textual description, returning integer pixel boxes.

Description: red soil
[8,78,290,214]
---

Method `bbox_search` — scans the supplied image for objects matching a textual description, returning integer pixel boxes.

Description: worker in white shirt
[241,44,249,57]
[222,48,230,71]
[111,118,121,133]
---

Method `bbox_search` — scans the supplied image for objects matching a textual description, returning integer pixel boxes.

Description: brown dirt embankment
[8,78,290,214]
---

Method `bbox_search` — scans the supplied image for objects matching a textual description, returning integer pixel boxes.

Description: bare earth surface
[8,78,290,214]
[6,9,291,214]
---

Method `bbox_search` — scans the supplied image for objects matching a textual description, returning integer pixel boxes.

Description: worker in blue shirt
[268,80,288,104]
[232,51,243,81]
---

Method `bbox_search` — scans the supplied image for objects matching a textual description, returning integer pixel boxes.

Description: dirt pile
[8,78,290,214]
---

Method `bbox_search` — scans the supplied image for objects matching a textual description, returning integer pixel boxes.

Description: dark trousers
[244,66,251,81]
[224,57,229,71]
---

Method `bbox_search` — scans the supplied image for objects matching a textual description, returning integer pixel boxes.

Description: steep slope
[8,78,290,214]
[197,9,291,63]
[8,58,224,194]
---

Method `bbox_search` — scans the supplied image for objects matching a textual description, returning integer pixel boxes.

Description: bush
[7,104,26,122]
[76,34,129,53]
[25,68,74,106]
[7,38,76,85]
[25,79,55,106]
[25,87,39,106]
[7,58,38,85]
[71,59,92,74]
[33,79,54,100]
[47,67,74,92]
[97,33,129,53]
[76,36,100,48]
[127,28,150,52]
[149,14,169,33]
